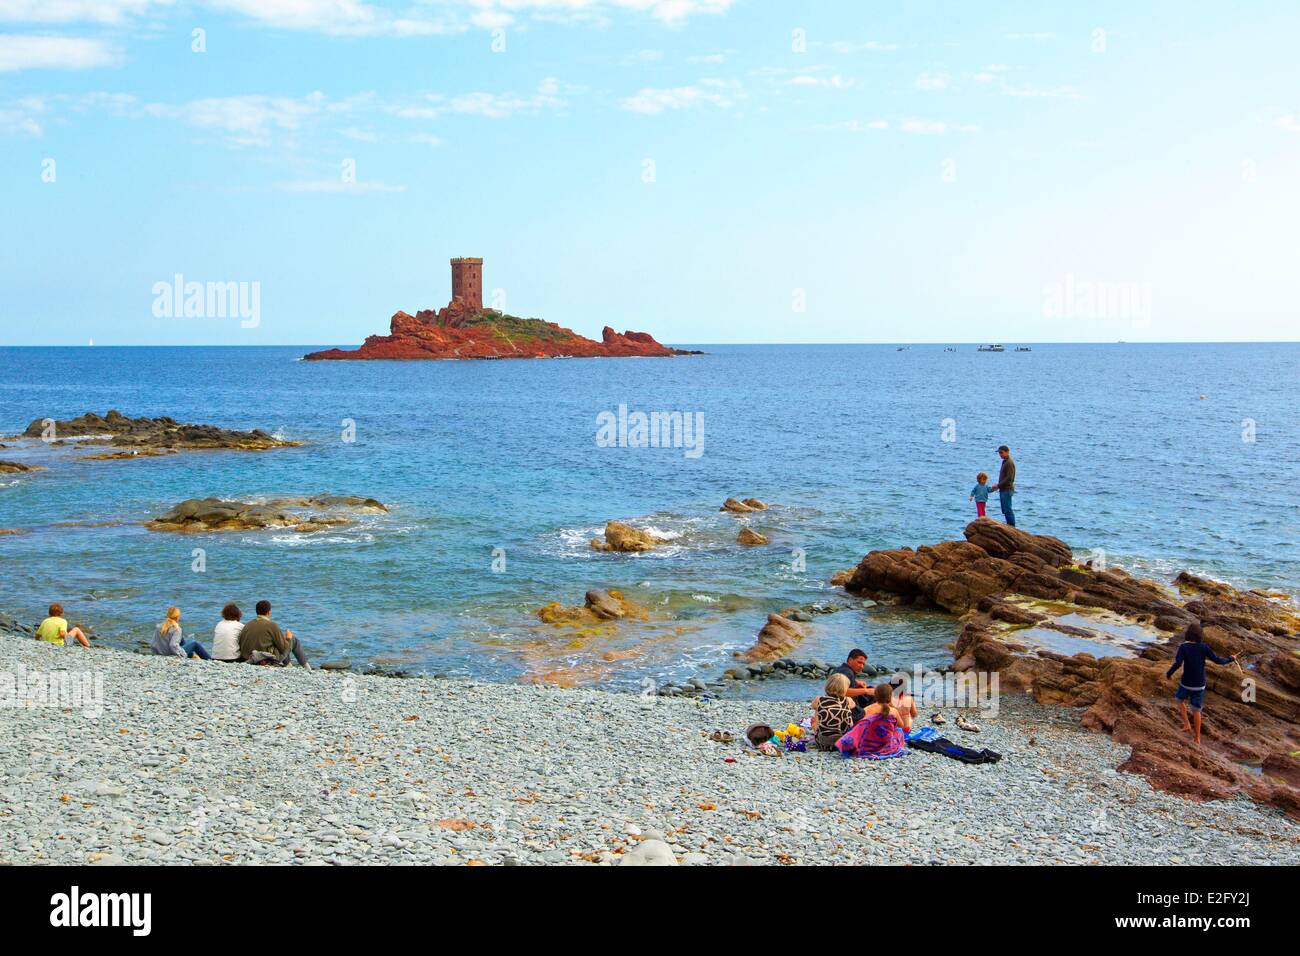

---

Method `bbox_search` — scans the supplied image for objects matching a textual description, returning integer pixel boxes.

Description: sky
[2,0,1299,346]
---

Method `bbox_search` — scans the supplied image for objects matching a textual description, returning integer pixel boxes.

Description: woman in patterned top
[811,673,857,751]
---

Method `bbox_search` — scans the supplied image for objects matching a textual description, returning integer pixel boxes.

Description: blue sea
[1,344,1296,695]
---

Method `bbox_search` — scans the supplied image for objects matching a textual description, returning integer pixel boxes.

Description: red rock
[838,522,1300,818]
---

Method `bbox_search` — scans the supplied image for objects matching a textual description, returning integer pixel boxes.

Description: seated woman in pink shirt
[835,683,907,759]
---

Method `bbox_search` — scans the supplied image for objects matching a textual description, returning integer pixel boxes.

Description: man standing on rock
[989,444,1016,527]
[832,649,873,721]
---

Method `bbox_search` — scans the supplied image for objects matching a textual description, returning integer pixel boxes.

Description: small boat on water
[1015,346,1032,352]
[977,344,1006,353]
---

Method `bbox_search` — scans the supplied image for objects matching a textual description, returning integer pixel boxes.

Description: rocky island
[304,257,695,361]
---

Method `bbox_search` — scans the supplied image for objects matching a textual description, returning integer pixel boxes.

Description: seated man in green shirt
[36,602,91,648]
[237,600,311,668]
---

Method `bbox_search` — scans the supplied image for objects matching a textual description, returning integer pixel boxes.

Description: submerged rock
[589,520,662,553]
[146,495,386,533]
[738,613,807,662]
[720,497,768,513]
[78,449,175,461]
[23,410,300,454]
[829,568,855,587]
[536,589,649,627]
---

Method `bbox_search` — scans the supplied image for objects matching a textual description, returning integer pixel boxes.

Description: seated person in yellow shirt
[36,602,91,648]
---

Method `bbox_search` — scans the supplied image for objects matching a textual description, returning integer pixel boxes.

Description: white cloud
[277,178,406,193]
[915,71,950,92]
[620,79,735,114]
[398,78,572,120]
[825,40,898,53]
[0,94,46,133]
[0,90,138,133]
[973,65,1010,83]
[900,118,978,134]
[0,79,571,143]
[508,0,735,26]
[207,0,451,37]
[144,92,328,146]
[447,83,562,118]
[1005,31,1056,41]
[339,125,379,142]
[1000,83,1083,100]
[815,114,978,136]
[790,72,855,89]
[0,34,120,71]
[1274,113,1300,133]
[206,0,733,35]
[0,0,168,24]
[469,10,512,29]
[814,119,889,132]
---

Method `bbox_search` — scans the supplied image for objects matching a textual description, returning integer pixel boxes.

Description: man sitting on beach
[989,444,1016,527]
[238,600,312,669]
[831,649,873,721]
[35,603,90,648]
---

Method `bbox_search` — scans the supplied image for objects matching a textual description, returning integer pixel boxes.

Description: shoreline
[2,628,1296,865]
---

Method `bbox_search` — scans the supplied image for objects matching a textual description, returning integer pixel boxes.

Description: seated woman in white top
[213,603,245,663]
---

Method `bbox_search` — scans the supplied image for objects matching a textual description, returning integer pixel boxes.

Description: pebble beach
[2,632,1297,866]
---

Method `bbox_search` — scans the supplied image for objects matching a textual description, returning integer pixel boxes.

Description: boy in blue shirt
[969,472,991,518]
[1166,622,1236,746]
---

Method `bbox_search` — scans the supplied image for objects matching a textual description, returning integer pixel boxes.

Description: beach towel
[906,735,1002,764]
[835,713,906,760]
[905,726,940,743]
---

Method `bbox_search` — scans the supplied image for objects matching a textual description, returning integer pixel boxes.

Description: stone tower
[449,257,483,312]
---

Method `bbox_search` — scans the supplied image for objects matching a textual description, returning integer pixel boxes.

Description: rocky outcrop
[0,460,43,474]
[590,521,663,553]
[147,496,387,533]
[738,613,807,662]
[304,309,698,361]
[22,411,299,454]
[721,497,768,513]
[78,449,175,461]
[536,589,649,627]
[839,518,1300,817]
[737,527,768,546]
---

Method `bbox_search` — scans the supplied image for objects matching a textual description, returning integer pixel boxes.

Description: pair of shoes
[956,715,980,733]
[708,730,735,744]
[931,713,946,725]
